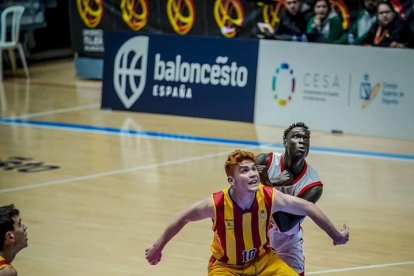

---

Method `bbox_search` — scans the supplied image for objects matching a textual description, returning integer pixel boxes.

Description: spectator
[335,0,380,44]
[363,0,410,47]
[306,0,344,43]
[273,0,312,41]
[406,0,414,47]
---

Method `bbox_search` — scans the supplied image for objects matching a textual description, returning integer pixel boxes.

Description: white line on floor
[10,104,100,119]
[308,260,414,274]
[0,151,230,194]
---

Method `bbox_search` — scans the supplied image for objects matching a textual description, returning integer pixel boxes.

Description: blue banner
[102,32,258,122]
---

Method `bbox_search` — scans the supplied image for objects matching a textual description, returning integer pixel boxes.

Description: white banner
[254,40,414,140]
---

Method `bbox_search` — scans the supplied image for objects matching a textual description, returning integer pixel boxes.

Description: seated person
[273,0,312,41]
[406,0,414,47]
[363,0,411,48]
[335,0,380,44]
[306,0,344,43]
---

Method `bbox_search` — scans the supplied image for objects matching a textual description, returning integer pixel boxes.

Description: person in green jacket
[306,0,344,43]
[335,0,380,45]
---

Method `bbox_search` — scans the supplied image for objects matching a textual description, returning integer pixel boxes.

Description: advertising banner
[254,40,414,140]
[101,32,259,122]
[70,0,162,57]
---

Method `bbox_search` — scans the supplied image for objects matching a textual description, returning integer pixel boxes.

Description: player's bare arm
[145,197,214,265]
[272,190,349,245]
[0,266,18,276]
[256,153,293,187]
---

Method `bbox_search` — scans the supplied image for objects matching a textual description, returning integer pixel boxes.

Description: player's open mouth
[297,147,307,153]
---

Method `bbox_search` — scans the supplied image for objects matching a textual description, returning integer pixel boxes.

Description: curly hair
[225,150,256,176]
[283,122,311,144]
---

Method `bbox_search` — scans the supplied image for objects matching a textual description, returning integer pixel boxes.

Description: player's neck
[229,187,255,210]
[0,250,15,264]
[284,154,305,177]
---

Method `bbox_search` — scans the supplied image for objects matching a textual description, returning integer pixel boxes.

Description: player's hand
[333,224,349,245]
[274,170,293,186]
[313,15,322,28]
[256,164,267,176]
[256,164,272,186]
[145,244,162,265]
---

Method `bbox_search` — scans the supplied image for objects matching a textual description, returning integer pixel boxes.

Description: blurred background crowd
[253,0,414,48]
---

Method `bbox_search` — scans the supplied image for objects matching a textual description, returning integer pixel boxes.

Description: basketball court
[0,59,413,275]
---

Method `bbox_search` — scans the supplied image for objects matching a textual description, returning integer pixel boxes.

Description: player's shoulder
[305,161,321,179]
[267,152,282,165]
[0,266,17,276]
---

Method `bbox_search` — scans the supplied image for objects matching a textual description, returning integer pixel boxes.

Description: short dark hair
[0,204,20,249]
[283,122,311,143]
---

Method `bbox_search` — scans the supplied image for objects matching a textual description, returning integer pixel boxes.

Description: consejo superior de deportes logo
[113,36,149,109]
[359,73,381,110]
[272,63,295,106]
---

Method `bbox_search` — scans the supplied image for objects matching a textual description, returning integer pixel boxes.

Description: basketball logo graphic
[329,0,350,30]
[214,0,245,38]
[121,0,149,31]
[166,0,195,35]
[113,36,149,109]
[261,0,284,29]
[390,0,405,19]
[77,0,104,28]
[272,63,295,106]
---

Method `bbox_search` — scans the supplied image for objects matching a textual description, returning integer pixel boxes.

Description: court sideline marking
[1,118,413,162]
[308,260,414,274]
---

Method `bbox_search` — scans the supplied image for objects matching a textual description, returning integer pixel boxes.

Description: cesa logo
[113,36,148,109]
[214,0,245,38]
[166,0,195,35]
[121,0,149,31]
[77,0,104,28]
[272,63,295,106]
[360,74,381,110]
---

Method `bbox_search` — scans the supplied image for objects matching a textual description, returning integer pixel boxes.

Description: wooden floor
[0,60,413,275]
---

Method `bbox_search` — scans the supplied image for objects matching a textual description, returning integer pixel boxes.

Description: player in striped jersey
[256,122,322,275]
[145,150,349,275]
[0,204,28,276]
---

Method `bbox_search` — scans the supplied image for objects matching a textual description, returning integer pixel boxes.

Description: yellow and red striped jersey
[210,184,274,265]
[0,255,14,271]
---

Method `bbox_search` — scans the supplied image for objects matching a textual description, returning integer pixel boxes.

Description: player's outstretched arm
[273,191,349,245]
[145,197,214,265]
[272,186,323,232]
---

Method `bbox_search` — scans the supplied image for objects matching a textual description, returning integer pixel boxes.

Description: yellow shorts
[208,250,298,276]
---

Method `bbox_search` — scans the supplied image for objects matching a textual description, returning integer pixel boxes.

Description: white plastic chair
[0,5,29,81]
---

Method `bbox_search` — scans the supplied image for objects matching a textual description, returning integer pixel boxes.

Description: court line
[12,79,102,91]
[0,151,230,194]
[0,118,413,162]
[5,104,100,119]
[308,260,414,274]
